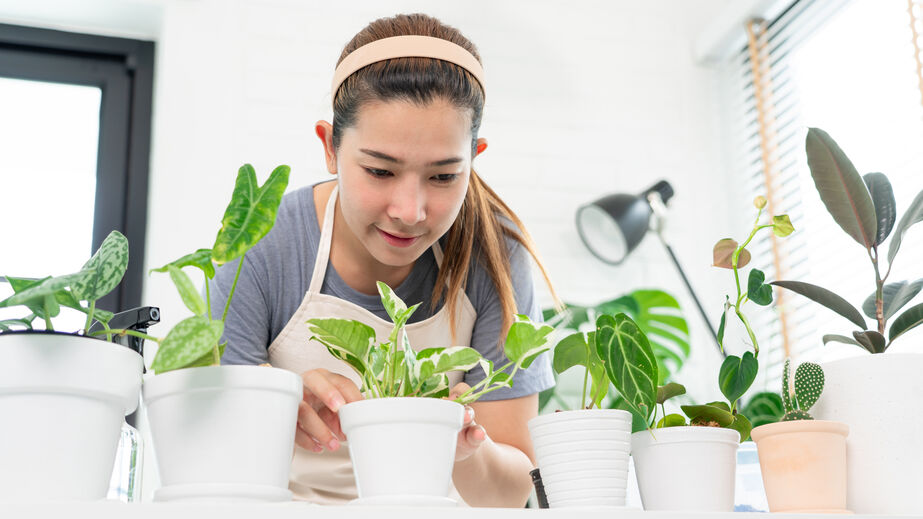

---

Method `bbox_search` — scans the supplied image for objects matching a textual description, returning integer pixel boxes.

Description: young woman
[211,13,559,507]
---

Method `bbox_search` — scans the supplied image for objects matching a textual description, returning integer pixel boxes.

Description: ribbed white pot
[142,365,301,502]
[339,398,464,500]
[632,426,740,511]
[0,332,143,501]
[813,352,923,515]
[528,409,633,508]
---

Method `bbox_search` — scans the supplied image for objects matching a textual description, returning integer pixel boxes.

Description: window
[0,23,154,324]
[730,0,923,374]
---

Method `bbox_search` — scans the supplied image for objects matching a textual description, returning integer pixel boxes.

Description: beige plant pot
[750,420,849,513]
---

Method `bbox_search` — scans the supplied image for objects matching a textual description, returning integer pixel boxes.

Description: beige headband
[331,35,485,102]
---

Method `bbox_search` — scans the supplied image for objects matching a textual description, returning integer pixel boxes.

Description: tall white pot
[0,332,143,501]
[632,426,740,511]
[813,353,923,515]
[339,397,463,502]
[142,365,302,502]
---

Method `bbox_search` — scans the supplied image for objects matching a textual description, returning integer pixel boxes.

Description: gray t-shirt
[209,182,554,400]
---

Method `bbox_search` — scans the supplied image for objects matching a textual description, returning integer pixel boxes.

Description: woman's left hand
[449,383,487,462]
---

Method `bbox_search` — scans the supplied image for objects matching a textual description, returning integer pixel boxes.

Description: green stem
[871,247,885,335]
[83,300,96,335]
[457,360,518,402]
[43,314,53,331]
[581,364,590,410]
[221,255,245,323]
[736,308,759,356]
[206,279,212,319]
[89,328,161,343]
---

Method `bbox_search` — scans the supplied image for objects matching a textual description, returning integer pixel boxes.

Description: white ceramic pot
[528,409,633,508]
[631,426,740,511]
[0,332,143,501]
[813,353,923,515]
[338,397,464,500]
[142,365,301,502]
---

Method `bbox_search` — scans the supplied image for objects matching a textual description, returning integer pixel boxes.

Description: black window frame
[0,23,154,313]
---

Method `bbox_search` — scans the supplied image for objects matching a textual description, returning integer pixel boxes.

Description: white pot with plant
[306,282,553,505]
[770,128,923,515]
[0,231,144,501]
[105,165,302,502]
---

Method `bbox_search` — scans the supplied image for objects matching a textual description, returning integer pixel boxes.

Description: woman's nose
[387,180,426,225]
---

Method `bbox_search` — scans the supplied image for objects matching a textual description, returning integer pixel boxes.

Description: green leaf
[307,318,376,376]
[718,351,758,404]
[889,302,923,345]
[864,173,896,245]
[728,413,753,442]
[552,332,591,374]
[772,215,795,237]
[1,273,84,310]
[71,230,130,302]
[681,403,734,427]
[418,346,482,377]
[804,128,878,249]
[852,330,887,354]
[167,265,207,316]
[503,318,554,369]
[656,382,686,404]
[377,281,409,324]
[741,391,784,428]
[717,298,728,349]
[54,289,113,323]
[771,280,867,329]
[151,316,223,373]
[184,342,228,368]
[747,269,773,306]
[822,334,864,348]
[862,279,923,320]
[713,238,751,269]
[151,249,215,279]
[656,413,687,428]
[212,164,291,264]
[596,313,658,421]
[887,188,923,264]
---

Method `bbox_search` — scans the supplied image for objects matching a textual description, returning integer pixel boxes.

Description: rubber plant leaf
[887,188,923,264]
[861,279,923,320]
[770,280,867,329]
[888,302,923,345]
[852,330,887,354]
[863,172,896,245]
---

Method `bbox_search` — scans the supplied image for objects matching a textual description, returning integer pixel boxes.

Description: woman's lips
[377,228,419,248]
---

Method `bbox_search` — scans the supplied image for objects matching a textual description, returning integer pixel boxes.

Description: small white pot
[528,409,633,508]
[0,332,143,501]
[339,397,464,500]
[631,426,740,511]
[813,353,923,515]
[142,365,301,502]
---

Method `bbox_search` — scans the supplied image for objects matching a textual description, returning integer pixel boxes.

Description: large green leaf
[719,351,758,404]
[71,230,130,302]
[804,128,878,249]
[729,413,753,442]
[771,280,867,329]
[167,265,207,316]
[212,164,291,264]
[596,313,658,421]
[307,318,376,375]
[862,279,923,320]
[417,346,481,377]
[151,316,223,373]
[889,302,923,345]
[503,316,554,369]
[742,391,784,428]
[864,173,896,245]
[681,403,734,427]
[887,188,923,264]
[151,249,215,279]
[552,332,591,374]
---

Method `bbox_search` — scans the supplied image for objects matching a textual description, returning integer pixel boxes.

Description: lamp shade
[576,193,652,264]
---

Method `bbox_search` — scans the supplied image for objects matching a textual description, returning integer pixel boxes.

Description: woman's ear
[475,137,488,157]
[315,120,337,175]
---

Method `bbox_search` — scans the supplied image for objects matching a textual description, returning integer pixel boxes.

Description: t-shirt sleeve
[209,252,272,365]
[463,238,555,400]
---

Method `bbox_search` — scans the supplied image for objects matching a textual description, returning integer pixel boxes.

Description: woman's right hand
[297,368,363,453]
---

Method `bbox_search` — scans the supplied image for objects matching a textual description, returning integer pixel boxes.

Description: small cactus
[780,358,824,421]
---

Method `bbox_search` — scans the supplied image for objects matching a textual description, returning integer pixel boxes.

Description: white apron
[267,185,477,505]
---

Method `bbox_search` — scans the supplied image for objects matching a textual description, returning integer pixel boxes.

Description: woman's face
[330,98,479,269]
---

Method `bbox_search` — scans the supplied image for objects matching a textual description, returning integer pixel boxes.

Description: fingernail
[331,396,345,411]
[328,439,339,451]
[466,407,474,421]
[313,444,323,453]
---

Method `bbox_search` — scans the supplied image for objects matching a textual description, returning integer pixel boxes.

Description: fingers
[297,400,341,452]
[302,369,363,412]
[295,423,323,453]
[463,405,475,427]
[448,382,471,401]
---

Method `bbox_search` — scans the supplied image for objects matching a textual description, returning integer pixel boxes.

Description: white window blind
[730,0,923,380]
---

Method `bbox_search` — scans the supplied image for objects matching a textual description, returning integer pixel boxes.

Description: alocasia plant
[307,281,554,404]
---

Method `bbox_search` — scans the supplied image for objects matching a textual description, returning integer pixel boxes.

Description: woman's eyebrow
[360,148,463,167]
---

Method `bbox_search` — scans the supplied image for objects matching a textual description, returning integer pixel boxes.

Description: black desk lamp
[575,180,724,356]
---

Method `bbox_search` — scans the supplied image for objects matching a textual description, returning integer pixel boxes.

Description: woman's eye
[364,167,392,178]
[432,173,457,183]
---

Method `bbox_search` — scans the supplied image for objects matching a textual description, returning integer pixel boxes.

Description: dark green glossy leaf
[741,391,784,428]
[596,313,658,421]
[151,316,223,373]
[71,230,130,302]
[862,279,923,320]
[771,280,867,329]
[728,413,752,442]
[889,302,923,345]
[853,330,887,354]
[552,332,590,374]
[805,128,878,249]
[151,249,215,279]
[681,403,734,427]
[887,188,923,264]
[864,173,896,245]
[656,382,686,404]
[212,164,291,264]
[719,351,758,404]
[747,269,773,306]
[717,298,728,349]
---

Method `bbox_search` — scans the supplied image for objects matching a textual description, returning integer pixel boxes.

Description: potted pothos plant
[101,164,300,503]
[0,231,143,501]
[768,127,923,515]
[750,358,849,513]
[306,282,553,504]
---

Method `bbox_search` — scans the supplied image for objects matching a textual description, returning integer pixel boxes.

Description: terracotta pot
[750,420,849,513]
